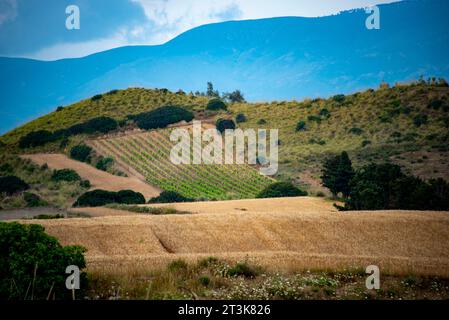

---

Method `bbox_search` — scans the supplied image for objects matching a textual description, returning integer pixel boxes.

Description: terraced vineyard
[90,129,274,200]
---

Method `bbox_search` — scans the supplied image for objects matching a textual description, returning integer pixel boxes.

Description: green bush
[19,130,57,148]
[0,176,29,195]
[295,121,306,132]
[257,182,307,199]
[91,94,103,101]
[24,192,48,207]
[131,106,194,130]
[198,276,211,287]
[0,222,86,300]
[95,157,114,171]
[67,117,118,135]
[348,127,364,135]
[235,113,247,123]
[80,180,91,189]
[216,119,236,134]
[148,191,193,204]
[228,262,259,278]
[51,169,81,182]
[257,119,267,125]
[332,94,346,104]
[70,145,92,163]
[206,98,227,111]
[413,114,428,127]
[307,115,321,123]
[167,259,188,272]
[73,189,145,207]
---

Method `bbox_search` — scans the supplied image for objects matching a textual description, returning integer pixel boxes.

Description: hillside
[1,0,448,133]
[2,80,449,196]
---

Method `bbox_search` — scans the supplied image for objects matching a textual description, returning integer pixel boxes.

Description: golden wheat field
[20,197,449,277]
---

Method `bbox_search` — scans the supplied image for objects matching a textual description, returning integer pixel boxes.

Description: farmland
[89,129,273,200]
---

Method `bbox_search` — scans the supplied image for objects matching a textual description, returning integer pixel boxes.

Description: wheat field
[20,197,449,277]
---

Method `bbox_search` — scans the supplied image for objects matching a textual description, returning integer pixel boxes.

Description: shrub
[19,130,56,148]
[199,276,211,287]
[206,98,227,111]
[0,176,29,195]
[319,109,331,118]
[257,119,267,125]
[67,117,118,135]
[73,189,145,207]
[131,106,194,130]
[0,222,86,300]
[51,169,81,182]
[91,94,103,101]
[216,119,236,134]
[80,180,91,189]
[296,121,306,132]
[24,192,48,207]
[348,127,364,135]
[56,106,64,112]
[148,191,193,204]
[362,140,372,147]
[307,115,321,123]
[413,114,428,127]
[332,94,346,104]
[107,89,119,95]
[70,145,92,163]
[33,214,64,220]
[228,262,259,278]
[116,190,145,205]
[235,113,247,123]
[224,90,245,103]
[257,182,307,199]
[95,157,114,171]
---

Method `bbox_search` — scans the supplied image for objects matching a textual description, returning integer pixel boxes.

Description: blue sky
[0,0,401,60]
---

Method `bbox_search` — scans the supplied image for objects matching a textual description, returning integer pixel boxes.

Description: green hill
[1,81,449,195]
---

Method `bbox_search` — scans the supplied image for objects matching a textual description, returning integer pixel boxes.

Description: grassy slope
[2,82,449,192]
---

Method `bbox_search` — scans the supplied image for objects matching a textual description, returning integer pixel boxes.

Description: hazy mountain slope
[1,0,448,133]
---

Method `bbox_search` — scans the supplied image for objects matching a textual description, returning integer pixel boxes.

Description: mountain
[1,0,448,134]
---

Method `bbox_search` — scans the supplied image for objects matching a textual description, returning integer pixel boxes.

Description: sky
[0,0,401,61]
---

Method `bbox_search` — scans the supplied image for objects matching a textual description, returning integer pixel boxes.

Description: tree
[70,145,92,163]
[207,98,227,111]
[206,82,219,98]
[0,176,30,195]
[224,90,245,103]
[257,182,307,198]
[148,191,193,203]
[321,151,354,198]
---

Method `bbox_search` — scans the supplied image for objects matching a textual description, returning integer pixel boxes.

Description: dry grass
[20,197,449,277]
[22,153,161,200]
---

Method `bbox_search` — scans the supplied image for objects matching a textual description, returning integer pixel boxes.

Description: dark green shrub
[107,89,119,95]
[70,145,92,163]
[148,191,193,204]
[295,121,306,132]
[206,98,227,111]
[24,192,48,207]
[0,222,86,300]
[91,94,103,101]
[51,169,81,182]
[198,276,211,287]
[116,190,145,205]
[319,109,331,118]
[73,189,145,207]
[131,106,194,130]
[19,130,56,148]
[257,119,267,125]
[167,259,188,272]
[216,119,236,134]
[0,163,13,174]
[332,94,346,104]
[321,152,355,198]
[257,182,307,199]
[33,214,64,220]
[413,114,428,127]
[56,106,64,112]
[348,127,364,135]
[80,180,91,189]
[428,99,443,110]
[0,176,29,195]
[67,117,118,135]
[95,157,114,171]
[362,140,372,147]
[307,115,321,123]
[235,113,247,123]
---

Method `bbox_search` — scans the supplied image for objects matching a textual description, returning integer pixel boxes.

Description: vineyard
[90,129,274,200]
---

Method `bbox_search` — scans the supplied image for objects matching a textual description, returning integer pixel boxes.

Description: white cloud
[0,0,18,25]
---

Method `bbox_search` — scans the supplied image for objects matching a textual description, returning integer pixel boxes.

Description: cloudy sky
[0,0,400,60]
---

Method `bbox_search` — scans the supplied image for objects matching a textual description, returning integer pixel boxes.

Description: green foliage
[321,151,355,198]
[91,94,103,101]
[216,119,236,134]
[66,117,118,135]
[167,259,188,272]
[295,121,306,132]
[51,169,81,182]
[207,98,227,111]
[131,106,194,130]
[257,182,307,198]
[70,145,92,163]
[235,113,247,123]
[348,127,364,135]
[0,176,29,195]
[19,130,56,148]
[73,189,145,207]
[33,214,64,219]
[24,192,48,207]
[228,262,259,278]
[257,119,267,125]
[148,191,193,204]
[307,115,321,123]
[413,114,428,127]
[0,222,86,300]
[332,94,346,104]
[198,276,211,287]
[95,156,114,171]
[80,180,91,189]
[224,90,245,103]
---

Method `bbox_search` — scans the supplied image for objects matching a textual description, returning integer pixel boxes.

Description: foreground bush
[0,222,86,300]
[216,119,236,134]
[74,189,145,207]
[0,176,29,195]
[148,191,193,204]
[19,130,56,148]
[257,182,307,198]
[206,98,227,111]
[131,106,194,130]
